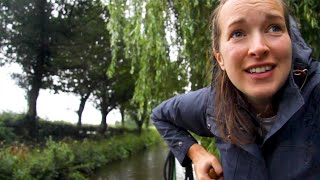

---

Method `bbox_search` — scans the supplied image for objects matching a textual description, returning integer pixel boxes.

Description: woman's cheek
[225,44,247,62]
[270,36,292,61]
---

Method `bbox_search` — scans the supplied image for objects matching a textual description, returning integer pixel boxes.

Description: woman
[151,0,320,179]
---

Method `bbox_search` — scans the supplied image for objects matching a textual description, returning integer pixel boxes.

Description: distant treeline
[0,111,139,143]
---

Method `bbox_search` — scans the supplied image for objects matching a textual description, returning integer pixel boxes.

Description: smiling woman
[212,0,293,142]
[151,0,320,179]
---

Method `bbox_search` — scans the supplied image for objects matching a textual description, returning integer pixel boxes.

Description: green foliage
[171,0,218,89]
[192,133,220,159]
[0,148,18,179]
[0,111,25,123]
[0,121,15,143]
[199,137,220,159]
[0,111,80,141]
[107,0,189,119]
[14,139,75,179]
[0,129,161,179]
[287,0,320,59]
[0,111,141,143]
[1,0,124,132]
[49,0,122,128]
[37,120,79,140]
[0,112,21,143]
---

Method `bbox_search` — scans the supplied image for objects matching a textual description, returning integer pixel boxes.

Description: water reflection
[92,142,184,180]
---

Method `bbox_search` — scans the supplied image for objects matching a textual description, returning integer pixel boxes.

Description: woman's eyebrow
[227,18,246,29]
[265,13,285,21]
[227,13,284,29]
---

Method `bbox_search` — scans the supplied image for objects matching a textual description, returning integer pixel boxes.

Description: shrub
[0,121,16,143]
[0,149,17,179]
[0,112,162,179]
[0,129,161,179]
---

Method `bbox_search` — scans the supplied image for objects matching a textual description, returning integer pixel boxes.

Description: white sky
[0,64,121,125]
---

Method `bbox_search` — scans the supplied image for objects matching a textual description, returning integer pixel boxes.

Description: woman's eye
[269,25,282,33]
[231,31,244,38]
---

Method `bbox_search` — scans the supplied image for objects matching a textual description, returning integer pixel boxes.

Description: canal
[91,141,187,180]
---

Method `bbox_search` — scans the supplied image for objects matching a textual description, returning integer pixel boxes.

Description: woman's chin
[243,90,276,105]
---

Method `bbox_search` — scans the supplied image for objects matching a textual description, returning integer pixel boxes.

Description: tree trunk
[25,0,49,137]
[25,80,41,137]
[144,116,150,129]
[132,113,144,135]
[99,94,109,134]
[140,107,148,134]
[120,106,125,128]
[77,93,91,127]
[137,120,143,135]
[100,110,108,134]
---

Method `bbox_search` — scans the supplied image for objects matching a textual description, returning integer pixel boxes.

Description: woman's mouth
[246,65,274,74]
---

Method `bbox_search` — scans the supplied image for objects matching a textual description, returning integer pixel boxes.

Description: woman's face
[214,0,292,106]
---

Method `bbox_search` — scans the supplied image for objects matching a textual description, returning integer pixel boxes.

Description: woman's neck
[249,98,275,118]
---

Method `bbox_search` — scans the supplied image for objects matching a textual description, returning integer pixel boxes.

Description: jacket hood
[290,16,313,66]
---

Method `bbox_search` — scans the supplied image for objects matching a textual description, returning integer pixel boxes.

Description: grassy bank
[0,112,162,179]
[0,129,161,179]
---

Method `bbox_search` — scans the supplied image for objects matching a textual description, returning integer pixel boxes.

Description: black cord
[164,151,175,180]
[185,163,194,180]
[164,151,195,180]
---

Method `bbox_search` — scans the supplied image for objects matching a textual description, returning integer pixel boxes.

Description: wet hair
[210,0,291,144]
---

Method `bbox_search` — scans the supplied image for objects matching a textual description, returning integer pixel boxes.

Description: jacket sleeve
[151,87,213,166]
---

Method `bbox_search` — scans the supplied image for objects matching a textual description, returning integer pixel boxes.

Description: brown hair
[210,0,291,144]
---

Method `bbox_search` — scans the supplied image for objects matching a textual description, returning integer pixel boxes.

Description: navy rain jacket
[151,17,320,180]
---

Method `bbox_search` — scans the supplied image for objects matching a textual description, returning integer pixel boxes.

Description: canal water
[91,141,187,180]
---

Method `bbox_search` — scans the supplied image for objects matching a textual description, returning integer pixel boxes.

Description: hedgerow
[0,129,161,179]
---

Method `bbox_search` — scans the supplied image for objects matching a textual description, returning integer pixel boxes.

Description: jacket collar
[261,16,314,142]
[233,73,305,161]
[263,73,304,143]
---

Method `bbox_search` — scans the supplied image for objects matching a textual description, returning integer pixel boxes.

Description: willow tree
[106,0,216,125]
[107,0,188,126]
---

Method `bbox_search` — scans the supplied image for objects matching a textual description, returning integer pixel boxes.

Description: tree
[0,0,59,136]
[0,0,116,132]
[92,56,136,133]
[127,101,147,134]
[112,60,136,128]
[51,0,110,127]
[107,0,188,130]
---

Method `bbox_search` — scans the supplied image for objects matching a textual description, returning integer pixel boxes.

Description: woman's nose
[248,34,269,58]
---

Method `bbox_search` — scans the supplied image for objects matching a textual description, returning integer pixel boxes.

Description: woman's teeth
[248,65,272,74]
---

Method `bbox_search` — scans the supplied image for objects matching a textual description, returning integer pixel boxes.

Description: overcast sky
[0,64,120,125]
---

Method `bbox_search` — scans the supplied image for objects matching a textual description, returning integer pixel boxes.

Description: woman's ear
[214,51,225,70]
